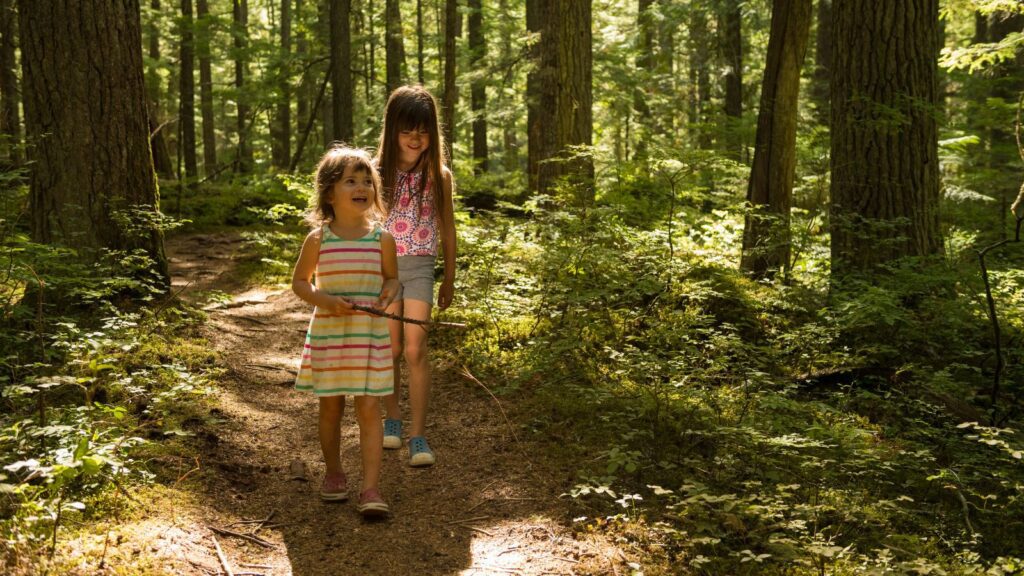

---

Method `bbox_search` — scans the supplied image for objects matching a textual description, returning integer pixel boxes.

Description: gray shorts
[396,255,436,304]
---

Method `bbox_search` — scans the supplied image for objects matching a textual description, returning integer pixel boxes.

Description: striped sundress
[294,224,394,397]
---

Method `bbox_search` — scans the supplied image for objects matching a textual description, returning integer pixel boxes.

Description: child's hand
[437,279,454,310]
[325,295,354,315]
[377,279,400,310]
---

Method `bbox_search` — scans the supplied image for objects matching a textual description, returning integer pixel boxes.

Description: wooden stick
[445,515,490,525]
[212,535,234,576]
[350,303,466,329]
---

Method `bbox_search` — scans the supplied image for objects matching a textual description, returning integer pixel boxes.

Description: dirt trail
[122,231,626,576]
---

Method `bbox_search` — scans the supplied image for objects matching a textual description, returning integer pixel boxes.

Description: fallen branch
[212,535,234,576]
[210,526,276,549]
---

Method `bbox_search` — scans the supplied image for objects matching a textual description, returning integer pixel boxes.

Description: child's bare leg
[318,396,345,475]
[355,396,383,490]
[402,299,433,437]
[383,300,404,420]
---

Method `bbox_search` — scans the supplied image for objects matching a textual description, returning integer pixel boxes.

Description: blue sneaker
[383,418,402,449]
[408,436,436,467]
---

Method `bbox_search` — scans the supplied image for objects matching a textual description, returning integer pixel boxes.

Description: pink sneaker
[320,471,348,501]
[357,488,390,518]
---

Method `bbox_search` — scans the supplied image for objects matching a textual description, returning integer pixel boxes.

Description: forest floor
[60,231,630,576]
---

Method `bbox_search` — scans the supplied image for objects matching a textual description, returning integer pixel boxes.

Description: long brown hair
[306,145,385,227]
[374,85,449,228]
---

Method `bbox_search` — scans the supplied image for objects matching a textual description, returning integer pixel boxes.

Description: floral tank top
[383,169,439,256]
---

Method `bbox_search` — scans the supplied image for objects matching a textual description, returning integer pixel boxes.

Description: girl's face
[397,126,430,166]
[328,165,376,217]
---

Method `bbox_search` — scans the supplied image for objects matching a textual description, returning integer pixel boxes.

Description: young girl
[293,146,400,517]
[375,85,457,467]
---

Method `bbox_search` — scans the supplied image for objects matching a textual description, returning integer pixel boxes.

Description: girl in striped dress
[292,146,400,517]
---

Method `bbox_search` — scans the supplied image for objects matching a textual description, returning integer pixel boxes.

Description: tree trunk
[656,0,675,136]
[633,0,654,159]
[197,0,217,175]
[272,0,291,168]
[331,0,353,142]
[234,0,252,172]
[416,0,424,84]
[0,0,20,165]
[443,0,458,161]
[18,0,167,279]
[989,10,1024,240]
[688,6,711,148]
[720,0,743,160]
[526,0,554,193]
[468,0,486,173]
[740,0,813,278]
[830,0,942,277]
[145,0,175,179]
[318,0,332,147]
[180,0,198,180]
[499,0,517,174]
[810,0,831,124]
[385,0,405,95]
[296,0,309,146]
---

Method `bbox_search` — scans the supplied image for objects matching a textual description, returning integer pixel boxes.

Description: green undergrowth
[443,190,1024,575]
[1,184,224,574]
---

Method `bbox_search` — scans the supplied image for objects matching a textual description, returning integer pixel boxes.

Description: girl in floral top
[374,85,457,467]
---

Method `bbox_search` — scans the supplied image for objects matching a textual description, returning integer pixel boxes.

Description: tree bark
[720,0,743,160]
[688,6,711,148]
[180,0,198,180]
[657,0,675,135]
[0,0,20,165]
[234,0,252,172]
[386,0,405,95]
[989,10,1024,240]
[443,0,458,161]
[830,0,942,277]
[468,0,487,173]
[197,0,217,175]
[272,0,291,167]
[740,0,813,278]
[18,0,167,279]
[330,0,353,143]
[499,0,517,174]
[296,0,309,145]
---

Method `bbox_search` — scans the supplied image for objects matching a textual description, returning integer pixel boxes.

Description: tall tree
[810,0,831,124]
[499,0,517,174]
[145,0,175,179]
[180,0,198,181]
[296,0,309,144]
[272,0,292,167]
[0,0,20,165]
[740,0,813,278]
[443,0,458,160]
[633,0,655,159]
[385,0,405,94]
[720,0,743,160]
[468,0,487,172]
[656,0,676,135]
[526,0,555,193]
[988,9,1024,238]
[416,0,425,84]
[233,0,253,172]
[529,0,593,195]
[331,0,353,142]
[688,4,711,148]
[18,0,167,278]
[197,0,217,175]
[830,0,942,276]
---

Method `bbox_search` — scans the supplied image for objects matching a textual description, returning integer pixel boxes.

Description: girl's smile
[398,127,430,167]
[330,166,376,213]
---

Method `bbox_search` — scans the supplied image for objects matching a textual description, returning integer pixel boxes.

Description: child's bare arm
[438,166,457,310]
[377,232,400,309]
[292,230,353,314]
